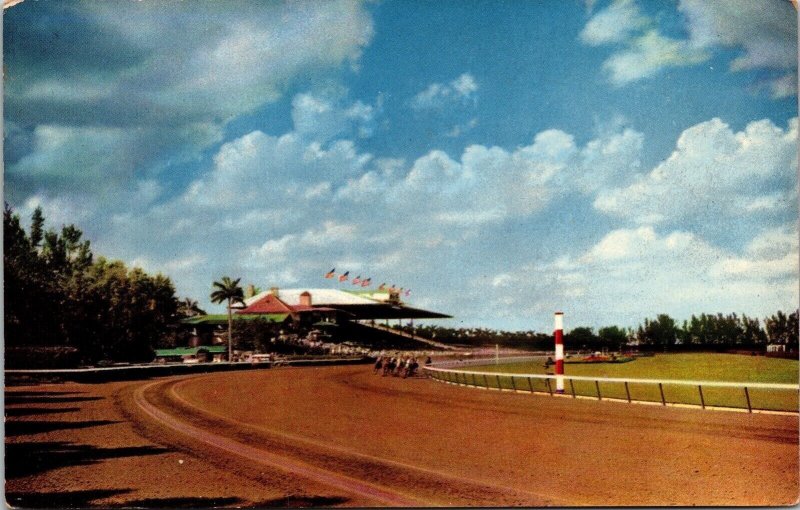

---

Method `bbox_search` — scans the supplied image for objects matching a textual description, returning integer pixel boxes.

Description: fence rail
[423,359,799,414]
[431,355,549,368]
[5,357,372,383]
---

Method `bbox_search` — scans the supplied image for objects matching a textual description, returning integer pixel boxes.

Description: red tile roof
[236,294,294,315]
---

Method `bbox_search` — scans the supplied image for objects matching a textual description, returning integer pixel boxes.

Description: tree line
[399,311,798,352]
[5,205,182,367]
[633,312,798,351]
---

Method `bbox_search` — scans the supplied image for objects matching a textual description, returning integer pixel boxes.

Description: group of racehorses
[373,355,431,378]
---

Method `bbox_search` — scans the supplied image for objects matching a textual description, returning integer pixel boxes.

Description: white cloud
[291,92,378,142]
[603,30,708,86]
[577,126,643,192]
[768,73,798,100]
[78,1,375,123]
[11,125,149,186]
[7,1,375,211]
[743,224,799,260]
[580,0,797,94]
[479,225,798,328]
[491,273,514,288]
[445,118,478,138]
[679,0,796,71]
[18,105,792,328]
[410,73,479,111]
[451,73,479,97]
[333,122,648,237]
[247,221,359,270]
[21,194,96,228]
[580,0,648,46]
[594,117,798,225]
[358,130,578,225]
[184,130,372,210]
[73,117,642,313]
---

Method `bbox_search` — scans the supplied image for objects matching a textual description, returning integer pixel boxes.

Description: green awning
[180,314,289,326]
[155,345,227,357]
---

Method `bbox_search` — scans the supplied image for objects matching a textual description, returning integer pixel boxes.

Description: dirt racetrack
[6,364,799,507]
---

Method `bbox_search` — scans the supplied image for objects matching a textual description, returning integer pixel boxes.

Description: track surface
[6,364,800,506]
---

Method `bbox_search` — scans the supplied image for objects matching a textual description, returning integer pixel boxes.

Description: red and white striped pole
[554,312,565,393]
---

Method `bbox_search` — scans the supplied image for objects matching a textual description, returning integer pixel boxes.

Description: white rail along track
[424,357,799,414]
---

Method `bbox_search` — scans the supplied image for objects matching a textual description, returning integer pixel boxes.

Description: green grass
[447,353,799,412]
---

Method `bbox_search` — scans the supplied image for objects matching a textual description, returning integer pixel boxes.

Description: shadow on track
[5,395,103,405]
[5,391,85,396]
[6,488,132,508]
[5,406,81,417]
[5,420,121,437]
[6,442,171,479]
[253,496,350,507]
[121,496,244,508]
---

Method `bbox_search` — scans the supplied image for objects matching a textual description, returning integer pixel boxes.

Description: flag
[339,271,349,282]
[352,275,361,285]
[324,268,335,279]
[378,283,386,290]
[361,278,371,287]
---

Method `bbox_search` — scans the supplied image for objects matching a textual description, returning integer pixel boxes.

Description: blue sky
[4,0,798,331]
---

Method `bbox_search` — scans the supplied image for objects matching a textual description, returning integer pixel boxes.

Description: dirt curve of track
[7,364,800,506]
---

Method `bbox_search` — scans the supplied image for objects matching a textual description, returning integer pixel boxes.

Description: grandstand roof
[244,288,388,307]
[238,288,450,320]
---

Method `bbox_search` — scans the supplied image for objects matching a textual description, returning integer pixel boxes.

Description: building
[179,287,451,350]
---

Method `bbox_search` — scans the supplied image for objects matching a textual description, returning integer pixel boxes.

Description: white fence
[431,354,548,368]
[424,358,799,414]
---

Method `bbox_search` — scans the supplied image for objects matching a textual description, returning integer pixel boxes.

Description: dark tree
[4,204,179,366]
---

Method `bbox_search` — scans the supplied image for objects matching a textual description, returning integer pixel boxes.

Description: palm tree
[210,277,244,362]
[178,297,206,318]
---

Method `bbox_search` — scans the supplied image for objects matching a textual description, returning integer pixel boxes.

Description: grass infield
[458,353,799,412]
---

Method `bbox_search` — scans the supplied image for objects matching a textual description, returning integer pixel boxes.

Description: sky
[4,0,798,332]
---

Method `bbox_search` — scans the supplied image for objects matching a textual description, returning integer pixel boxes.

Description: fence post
[510,376,517,392]
[545,378,553,396]
[744,386,752,413]
[595,380,602,400]
[658,383,666,406]
[496,375,502,391]
[624,381,631,403]
[527,377,534,393]
[472,373,478,387]
[570,379,576,398]
[698,385,705,409]
[483,374,490,389]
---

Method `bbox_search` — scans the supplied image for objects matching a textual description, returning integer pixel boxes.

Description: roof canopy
[238,288,451,320]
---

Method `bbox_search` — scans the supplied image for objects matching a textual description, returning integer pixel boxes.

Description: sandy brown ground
[5,364,799,507]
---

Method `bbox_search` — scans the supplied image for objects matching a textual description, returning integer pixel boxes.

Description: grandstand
[182,287,452,350]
